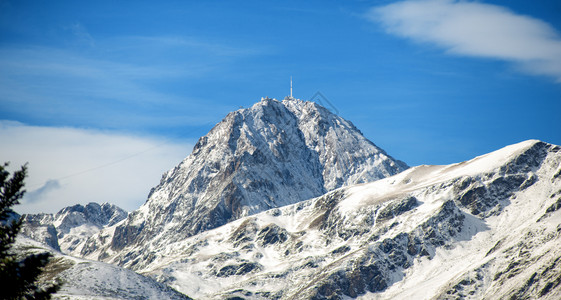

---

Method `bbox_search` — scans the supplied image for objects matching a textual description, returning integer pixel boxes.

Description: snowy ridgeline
[21,202,127,256]
[94,140,560,299]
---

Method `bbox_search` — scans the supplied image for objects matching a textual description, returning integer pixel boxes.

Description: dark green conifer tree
[0,163,60,299]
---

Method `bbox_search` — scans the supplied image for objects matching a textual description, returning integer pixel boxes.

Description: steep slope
[82,98,407,266]
[123,140,561,299]
[22,202,127,256]
[14,237,190,300]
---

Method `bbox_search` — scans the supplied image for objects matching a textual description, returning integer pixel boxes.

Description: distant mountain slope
[14,237,190,300]
[81,98,407,267]
[22,202,127,255]
[120,140,561,300]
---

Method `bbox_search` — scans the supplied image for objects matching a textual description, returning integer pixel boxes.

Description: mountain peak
[82,97,408,266]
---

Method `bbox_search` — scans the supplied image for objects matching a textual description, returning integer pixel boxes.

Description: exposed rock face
[83,98,407,267]
[116,140,561,300]
[22,202,127,255]
[308,200,465,299]
[56,202,128,230]
[20,215,60,251]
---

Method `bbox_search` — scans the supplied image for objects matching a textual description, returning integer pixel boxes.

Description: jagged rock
[257,224,289,246]
[376,196,418,222]
[216,262,262,277]
[20,214,60,251]
[22,202,127,255]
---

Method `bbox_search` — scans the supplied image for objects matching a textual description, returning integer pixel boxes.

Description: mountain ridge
[122,139,561,299]
[21,202,127,255]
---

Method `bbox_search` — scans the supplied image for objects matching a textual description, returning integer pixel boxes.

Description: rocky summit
[80,98,408,267]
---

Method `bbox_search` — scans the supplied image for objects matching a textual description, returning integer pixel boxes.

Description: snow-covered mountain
[80,98,408,266]
[19,97,560,299]
[14,237,190,299]
[110,140,560,299]
[22,202,127,255]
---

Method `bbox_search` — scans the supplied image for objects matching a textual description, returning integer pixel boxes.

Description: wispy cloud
[0,24,266,131]
[0,121,193,214]
[368,0,561,82]
[115,35,268,57]
[64,22,96,47]
[0,45,202,99]
[24,179,61,203]
[0,43,230,129]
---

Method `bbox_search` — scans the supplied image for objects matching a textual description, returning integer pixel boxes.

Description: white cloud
[369,0,561,81]
[0,121,193,214]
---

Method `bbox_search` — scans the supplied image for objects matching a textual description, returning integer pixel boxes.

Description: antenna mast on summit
[290,76,293,99]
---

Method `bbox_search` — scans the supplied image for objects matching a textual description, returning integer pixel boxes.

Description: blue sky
[1,0,560,213]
